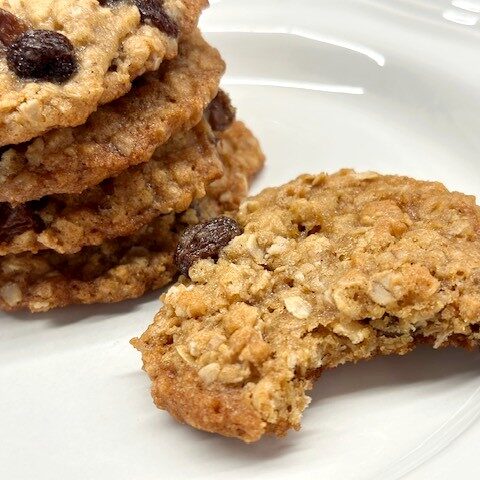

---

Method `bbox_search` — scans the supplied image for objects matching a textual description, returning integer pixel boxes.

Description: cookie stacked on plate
[0,1,265,312]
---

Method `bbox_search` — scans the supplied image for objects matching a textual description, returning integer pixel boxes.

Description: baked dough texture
[134,170,480,441]
[0,30,224,202]
[0,121,264,311]
[0,0,207,145]
[0,118,222,255]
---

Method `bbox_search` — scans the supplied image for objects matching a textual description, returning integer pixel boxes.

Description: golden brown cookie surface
[134,170,480,442]
[0,118,222,255]
[0,121,265,312]
[0,30,224,203]
[0,0,207,145]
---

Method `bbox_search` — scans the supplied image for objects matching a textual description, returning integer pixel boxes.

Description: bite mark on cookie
[134,169,480,441]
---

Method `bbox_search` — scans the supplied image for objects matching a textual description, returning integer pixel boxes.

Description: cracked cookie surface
[133,170,480,442]
[0,120,264,312]
[0,93,241,255]
[0,118,221,255]
[0,0,207,146]
[0,30,224,203]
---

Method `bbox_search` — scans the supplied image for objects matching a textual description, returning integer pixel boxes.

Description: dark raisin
[133,0,179,37]
[99,0,178,36]
[205,90,236,132]
[99,177,115,195]
[0,8,28,46]
[28,196,50,212]
[0,204,44,243]
[7,30,77,82]
[174,216,242,276]
[98,0,120,5]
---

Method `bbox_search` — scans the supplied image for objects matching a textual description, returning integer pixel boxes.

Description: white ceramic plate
[2,1,480,478]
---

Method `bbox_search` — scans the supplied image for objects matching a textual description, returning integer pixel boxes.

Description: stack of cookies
[0,0,264,312]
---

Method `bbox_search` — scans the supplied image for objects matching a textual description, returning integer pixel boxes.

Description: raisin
[133,0,179,37]
[99,0,178,36]
[0,8,28,45]
[175,216,242,276]
[7,30,77,83]
[0,204,44,244]
[205,90,236,132]
[99,177,115,195]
